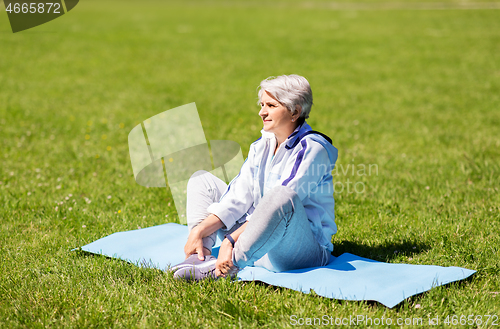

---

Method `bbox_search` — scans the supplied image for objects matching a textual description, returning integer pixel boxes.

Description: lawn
[0,0,499,327]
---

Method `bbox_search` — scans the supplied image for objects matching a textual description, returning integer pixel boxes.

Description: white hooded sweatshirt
[207,122,338,252]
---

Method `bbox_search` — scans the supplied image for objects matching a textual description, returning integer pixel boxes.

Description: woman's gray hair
[257,74,313,120]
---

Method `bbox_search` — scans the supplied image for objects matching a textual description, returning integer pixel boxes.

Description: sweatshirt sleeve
[206,143,256,230]
[280,139,334,200]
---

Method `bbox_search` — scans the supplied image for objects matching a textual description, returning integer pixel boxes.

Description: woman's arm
[184,141,258,262]
[280,139,336,200]
[225,221,248,242]
[215,221,248,277]
[206,142,258,231]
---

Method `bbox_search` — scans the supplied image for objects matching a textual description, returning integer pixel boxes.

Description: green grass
[1,0,499,327]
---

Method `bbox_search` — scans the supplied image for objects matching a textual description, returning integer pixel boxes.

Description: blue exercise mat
[79,223,475,308]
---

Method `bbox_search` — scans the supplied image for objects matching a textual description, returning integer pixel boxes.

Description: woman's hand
[215,239,237,277]
[184,214,225,261]
[215,221,248,277]
[184,226,205,260]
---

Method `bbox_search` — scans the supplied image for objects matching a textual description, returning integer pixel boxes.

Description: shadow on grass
[331,239,430,262]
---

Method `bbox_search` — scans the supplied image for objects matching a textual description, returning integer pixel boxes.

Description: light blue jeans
[186,171,330,272]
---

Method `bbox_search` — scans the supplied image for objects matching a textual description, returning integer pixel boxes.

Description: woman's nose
[259,106,267,117]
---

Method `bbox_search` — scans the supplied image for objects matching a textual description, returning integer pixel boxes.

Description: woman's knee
[266,185,301,206]
[252,186,303,225]
[188,170,209,183]
[186,170,209,191]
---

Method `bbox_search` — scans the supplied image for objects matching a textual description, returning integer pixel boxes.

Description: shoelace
[200,267,217,279]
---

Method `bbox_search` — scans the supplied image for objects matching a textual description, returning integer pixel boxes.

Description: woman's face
[259,91,296,137]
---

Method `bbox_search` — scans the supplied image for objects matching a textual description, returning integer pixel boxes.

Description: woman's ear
[293,105,302,120]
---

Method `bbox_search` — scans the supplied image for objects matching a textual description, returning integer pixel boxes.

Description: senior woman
[170,74,338,280]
